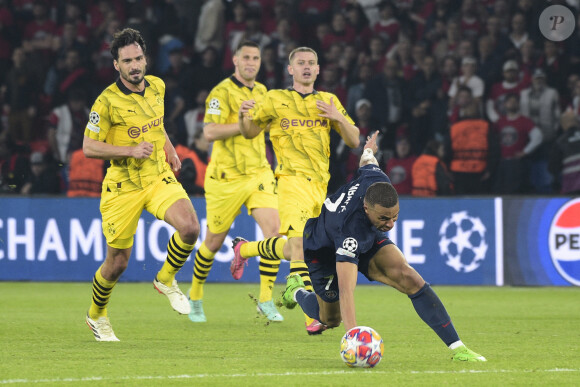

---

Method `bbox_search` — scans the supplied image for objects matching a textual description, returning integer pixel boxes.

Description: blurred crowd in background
[1,0,580,197]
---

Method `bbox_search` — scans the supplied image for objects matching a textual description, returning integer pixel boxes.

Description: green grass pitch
[1,282,579,386]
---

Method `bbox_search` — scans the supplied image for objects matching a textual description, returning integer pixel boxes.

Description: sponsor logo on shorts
[107,222,116,236]
[325,290,337,300]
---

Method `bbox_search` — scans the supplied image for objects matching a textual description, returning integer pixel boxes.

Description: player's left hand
[317,97,343,121]
[167,153,181,172]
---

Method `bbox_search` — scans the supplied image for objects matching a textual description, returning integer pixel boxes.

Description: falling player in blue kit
[281,131,486,362]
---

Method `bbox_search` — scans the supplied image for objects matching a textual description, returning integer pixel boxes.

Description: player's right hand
[238,99,255,119]
[132,141,154,159]
[363,131,379,154]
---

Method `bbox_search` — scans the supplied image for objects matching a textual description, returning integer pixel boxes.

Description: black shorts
[304,237,394,302]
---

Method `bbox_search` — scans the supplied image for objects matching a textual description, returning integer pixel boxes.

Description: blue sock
[296,289,320,321]
[409,283,460,346]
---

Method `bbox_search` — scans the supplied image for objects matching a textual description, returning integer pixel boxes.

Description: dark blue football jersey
[303,164,392,265]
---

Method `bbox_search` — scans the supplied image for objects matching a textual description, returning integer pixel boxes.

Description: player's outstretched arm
[337,261,358,331]
[83,135,153,160]
[359,130,379,167]
[238,99,263,139]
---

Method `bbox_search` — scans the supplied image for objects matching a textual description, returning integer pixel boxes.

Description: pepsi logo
[548,198,580,286]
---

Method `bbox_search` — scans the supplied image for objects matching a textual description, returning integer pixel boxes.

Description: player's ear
[113,60,119,71]
[287,64,294,75]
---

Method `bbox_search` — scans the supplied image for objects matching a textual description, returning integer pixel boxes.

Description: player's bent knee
[177,218,200,244]
[399,267,424,294]
[107,254,130,277]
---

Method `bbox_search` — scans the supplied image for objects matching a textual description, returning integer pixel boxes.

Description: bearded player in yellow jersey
[187,41,284,323]
[236,47,360,334]
[83,28,200,341]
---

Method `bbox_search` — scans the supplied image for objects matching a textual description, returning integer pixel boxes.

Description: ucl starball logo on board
[548,198,580,286]
[438,211,488,273]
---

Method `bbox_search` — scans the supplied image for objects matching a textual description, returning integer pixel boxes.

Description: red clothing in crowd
[386,155,417,195]
[495,115,536,158]
[488,80,527,118]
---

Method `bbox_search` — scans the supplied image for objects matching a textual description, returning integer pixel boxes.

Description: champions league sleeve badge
[207,98,221,115]
[88,111,101,133]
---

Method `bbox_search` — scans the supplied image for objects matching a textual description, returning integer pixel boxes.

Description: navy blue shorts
[304,237,394,302]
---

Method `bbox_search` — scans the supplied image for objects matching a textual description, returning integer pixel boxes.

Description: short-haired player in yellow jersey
[83,28,200,341]
[236,47,360,334]
[187,41,284,323]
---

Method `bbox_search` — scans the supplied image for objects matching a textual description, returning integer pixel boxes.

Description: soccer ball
[340,326,384,368]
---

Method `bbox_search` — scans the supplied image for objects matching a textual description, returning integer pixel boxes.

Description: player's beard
[122,69,145,85]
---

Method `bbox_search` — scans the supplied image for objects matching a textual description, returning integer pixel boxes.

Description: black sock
[409,283,460,346]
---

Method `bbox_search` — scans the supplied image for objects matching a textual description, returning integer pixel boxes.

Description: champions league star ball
[439,211,488,273]
[340,326,384,368]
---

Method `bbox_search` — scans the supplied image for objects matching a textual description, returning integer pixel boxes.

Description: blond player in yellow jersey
[83,28,200,341]
[236,47,360,334]
[187,41,284,323]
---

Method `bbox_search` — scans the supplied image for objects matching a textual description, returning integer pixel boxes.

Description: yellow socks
[156,232,195,286]
[240,237,286,303]
[189,242,215,300]
[289,260,313,291]
[88,266,117,319]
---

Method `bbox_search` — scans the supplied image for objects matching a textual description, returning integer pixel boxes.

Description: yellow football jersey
[205,76,270,180]
[251,88,354,184]
[84,75,169,191]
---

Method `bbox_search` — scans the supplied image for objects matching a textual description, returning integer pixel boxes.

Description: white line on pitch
[1,368,579,384]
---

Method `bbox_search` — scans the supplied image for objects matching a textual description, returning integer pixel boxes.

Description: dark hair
[235,40,260,54]
[424,139,443,156]
[364,182,398,208]
[110,28,146,61]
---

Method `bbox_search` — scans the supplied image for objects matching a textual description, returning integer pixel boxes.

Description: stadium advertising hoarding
[375,198,500,286]
[503,197,580,286]
[0,197,501,285]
